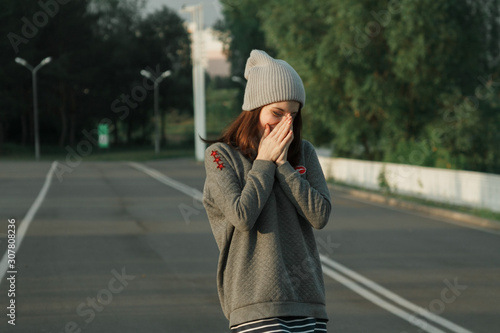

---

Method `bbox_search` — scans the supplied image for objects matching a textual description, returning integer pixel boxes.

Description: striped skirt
[231,316,328,333]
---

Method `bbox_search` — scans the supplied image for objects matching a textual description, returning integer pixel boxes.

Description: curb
[330,184,500,231]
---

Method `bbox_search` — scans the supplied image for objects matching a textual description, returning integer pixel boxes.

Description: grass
[1,88,238,163]
[0,143,194,162]
[330,179,500,222]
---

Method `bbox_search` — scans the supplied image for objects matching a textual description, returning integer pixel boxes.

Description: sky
[145,0,223,28]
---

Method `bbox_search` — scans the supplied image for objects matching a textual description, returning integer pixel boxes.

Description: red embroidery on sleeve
[211,150,225,170]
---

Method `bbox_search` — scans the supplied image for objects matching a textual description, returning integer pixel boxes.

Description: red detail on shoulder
[211,150,225,170]
[295,165,306,175]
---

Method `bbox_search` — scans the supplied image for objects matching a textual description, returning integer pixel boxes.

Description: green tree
[0,0,192,153]
[0,0,97,149]
[214,0,274,108]
[256,0,500,172]
[90,1,192,146]
[136,6,192,145]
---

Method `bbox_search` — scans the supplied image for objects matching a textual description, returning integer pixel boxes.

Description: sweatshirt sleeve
[203,144,276,232]
[275,141,332,229]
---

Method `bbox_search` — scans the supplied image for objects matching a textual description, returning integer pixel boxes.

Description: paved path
[0,159,498,333]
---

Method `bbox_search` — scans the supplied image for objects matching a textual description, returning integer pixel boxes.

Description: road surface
[0,159,498,332]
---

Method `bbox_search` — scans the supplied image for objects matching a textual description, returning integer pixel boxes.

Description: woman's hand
[275,127,294,166]
[256,114,293,162]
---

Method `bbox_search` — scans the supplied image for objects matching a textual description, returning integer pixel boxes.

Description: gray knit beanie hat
[242,50,305,111]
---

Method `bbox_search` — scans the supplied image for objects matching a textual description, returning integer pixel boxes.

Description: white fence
[317,155,500,213]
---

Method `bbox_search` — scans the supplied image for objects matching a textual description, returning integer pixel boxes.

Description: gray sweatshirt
[203,139,332,327]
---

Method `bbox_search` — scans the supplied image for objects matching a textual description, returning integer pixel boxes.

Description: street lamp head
[140,69,153,79]
[231,76,246,86]
[41,57,52,66]
[15,57,28,67]
[161,70,171,79]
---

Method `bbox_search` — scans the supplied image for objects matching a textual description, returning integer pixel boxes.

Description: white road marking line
[320,255,474,333]
[128,162,203,202]
[0,161,58,285]
[128,162,474,333]
[321,265,447,333]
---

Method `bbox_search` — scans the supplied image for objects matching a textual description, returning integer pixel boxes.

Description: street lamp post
[181,4,206,162]
[141,69,171,155]
[15,56,52,161]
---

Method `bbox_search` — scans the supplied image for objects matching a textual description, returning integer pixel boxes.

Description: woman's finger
[279,129,294,150]
[269,115,289,137]
[286,130,294,145]
[276,117,293,142]
[262,124,271,139]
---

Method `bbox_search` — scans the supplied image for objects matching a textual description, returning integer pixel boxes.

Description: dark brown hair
[204,107,303,167]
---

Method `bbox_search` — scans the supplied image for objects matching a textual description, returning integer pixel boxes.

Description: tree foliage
[214,0,274,107]
[219,0,500,173]
[0,0,192,151]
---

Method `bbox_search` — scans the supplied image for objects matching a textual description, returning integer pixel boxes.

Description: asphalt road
[0,159,499,333]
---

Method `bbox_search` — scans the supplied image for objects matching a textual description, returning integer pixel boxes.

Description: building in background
[204,28,230,78]
[147,0,229,77]
[184,22,230,78]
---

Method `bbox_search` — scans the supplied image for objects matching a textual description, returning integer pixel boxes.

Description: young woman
[203,50,332,332]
